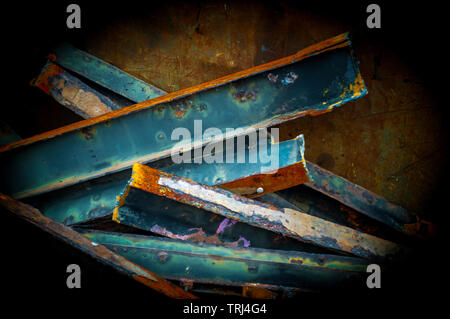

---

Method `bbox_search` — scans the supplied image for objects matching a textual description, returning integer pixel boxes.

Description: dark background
[1,0,447,315]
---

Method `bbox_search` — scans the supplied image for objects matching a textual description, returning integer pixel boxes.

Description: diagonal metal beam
[113,163,405,259]
[0,192,197,299]
[0,33,366,200]
[79,230,369,292]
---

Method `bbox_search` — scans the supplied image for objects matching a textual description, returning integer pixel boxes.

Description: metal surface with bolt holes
[0,33,366,200]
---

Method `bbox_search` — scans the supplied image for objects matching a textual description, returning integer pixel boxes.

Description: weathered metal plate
[0,192,196,299]
[80,230,369,291]
[50,43,167,102]
[114,163,404,259]
[0,33,366,199]
[27,135,309,224]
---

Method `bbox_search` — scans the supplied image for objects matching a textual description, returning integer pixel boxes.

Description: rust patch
[80,126,96,140]
[220,161,311,197]
[31,62,63,95]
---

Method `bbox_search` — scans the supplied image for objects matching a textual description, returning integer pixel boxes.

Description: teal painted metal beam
[80,230,370,291]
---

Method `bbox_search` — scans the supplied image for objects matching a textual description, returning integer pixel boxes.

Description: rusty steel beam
[113,163,405,259]
[79,230,369,292]
[0,192,197,299]
[31,61,132,118]
[0,33,366,200]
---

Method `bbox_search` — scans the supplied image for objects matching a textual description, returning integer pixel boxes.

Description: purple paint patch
[238,236,251,247]
[216,218,237,234]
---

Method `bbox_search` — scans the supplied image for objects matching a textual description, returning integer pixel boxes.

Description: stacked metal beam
[0,33,423,298]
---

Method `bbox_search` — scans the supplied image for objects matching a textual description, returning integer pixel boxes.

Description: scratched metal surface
[80,1,445,222]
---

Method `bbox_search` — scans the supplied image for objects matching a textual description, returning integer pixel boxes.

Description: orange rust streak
[30,62,63,95]
[219,162,311,197]
[134,275,199,299]
[310,108,333,117]
[242,285,278,299]
[1,33,349,153]
[0,192,196,299]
